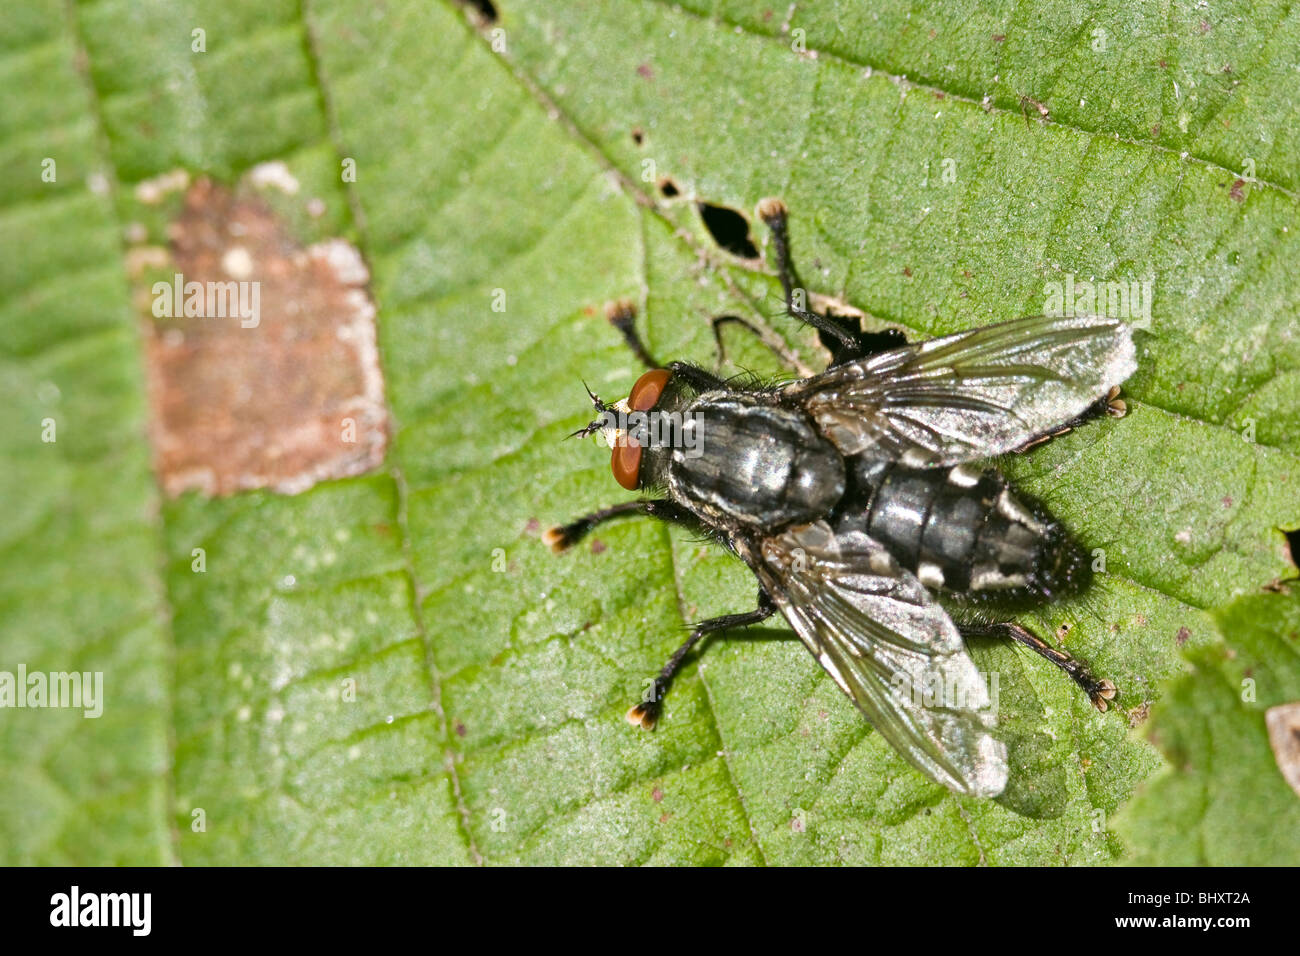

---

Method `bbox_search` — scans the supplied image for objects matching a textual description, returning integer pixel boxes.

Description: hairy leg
[1013,386,1127,453]
[544,499,697,553]
[756,198,905,365]
[962,620,1117,711]
[627,591,778,729]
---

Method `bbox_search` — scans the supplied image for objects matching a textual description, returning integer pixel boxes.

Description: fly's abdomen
[841,460,1089,601]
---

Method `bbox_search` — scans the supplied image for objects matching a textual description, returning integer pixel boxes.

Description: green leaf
[2,0,1297,865]
[0,1,172,864]
[1111,594,1300,865]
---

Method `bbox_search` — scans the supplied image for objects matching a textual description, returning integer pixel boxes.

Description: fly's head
[545,368,675,554]
[567,367,675,484]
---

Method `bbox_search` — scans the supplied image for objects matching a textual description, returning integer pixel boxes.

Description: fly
[546,199,1135,798]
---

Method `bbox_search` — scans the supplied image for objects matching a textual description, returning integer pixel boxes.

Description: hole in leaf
[456,0,499,24]
[697,201,758,258]
[658,177,679,198]
[854,327,909,354]
[1286,528,1300,570]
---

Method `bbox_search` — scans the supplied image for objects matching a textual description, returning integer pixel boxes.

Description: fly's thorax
[840,459,1090,601]
[665,393,846,529]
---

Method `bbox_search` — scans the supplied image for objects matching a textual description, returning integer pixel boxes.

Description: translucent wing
[742,520,1008,797]
[784,315,1136,465]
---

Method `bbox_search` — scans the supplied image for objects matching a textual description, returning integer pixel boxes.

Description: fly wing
[742,520,1008,797]
[784,315,1136,465]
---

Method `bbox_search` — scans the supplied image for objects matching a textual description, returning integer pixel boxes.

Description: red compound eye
[609,369,670,490]
[628,368,671,412]
[610,437,642,490]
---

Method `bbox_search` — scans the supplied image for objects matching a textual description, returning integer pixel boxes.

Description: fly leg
[664,360,732,393]
[605,301,777,390]
[756,198,906,365]
[1013,386,1128,453]
[627,590,778,730]
[963,621,1117,711]
[710,314,817,378]
[756,197,859,353]
[544,499,696,552]
[604,299,661,369]
[611,296,817,381]
[545,497,776,730]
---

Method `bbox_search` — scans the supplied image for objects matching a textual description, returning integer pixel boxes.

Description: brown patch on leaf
[1265,702,1300,797]
[1126,700,1151,728]
[1020,94,1050,126]
[140,176,387,497]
